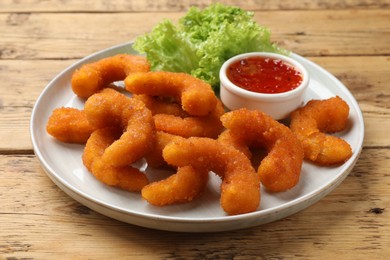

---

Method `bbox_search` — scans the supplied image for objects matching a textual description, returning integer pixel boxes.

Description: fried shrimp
[46,107,96,143]
[124,71,218,116]
[163,137,260,215]
[132,94,188,117]
[290,96,352,165]
[141,166,209,206]
[220,108,304,192]
[217,130,252,158]
[82,127,148,191]
[144,131,178,168]
[71,54,150,98]
[135,94,225,138]
[84,88,155,167]
[153,98,225,138]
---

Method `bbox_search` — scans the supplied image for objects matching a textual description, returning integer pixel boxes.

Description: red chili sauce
[226,56,303,94]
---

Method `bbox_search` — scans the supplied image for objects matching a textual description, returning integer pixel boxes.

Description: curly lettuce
[133,3,287,91]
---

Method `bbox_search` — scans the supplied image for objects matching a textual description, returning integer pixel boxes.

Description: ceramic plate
[30,42,364,232]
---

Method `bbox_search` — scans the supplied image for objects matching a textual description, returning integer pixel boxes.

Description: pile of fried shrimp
[46,54,353,215]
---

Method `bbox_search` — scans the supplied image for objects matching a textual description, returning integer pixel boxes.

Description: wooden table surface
[1,0,389,259]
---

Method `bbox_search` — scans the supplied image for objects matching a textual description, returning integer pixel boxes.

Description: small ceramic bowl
[219,52,309,120]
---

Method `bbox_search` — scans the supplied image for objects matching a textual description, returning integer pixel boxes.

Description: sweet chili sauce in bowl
[227,57,303,94]
[220,52,309,120]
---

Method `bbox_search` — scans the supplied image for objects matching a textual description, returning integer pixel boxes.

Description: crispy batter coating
[83,88,129,129]
[71,54,150,98]
[133,94,187,117]
[82,127,149,191]
[153,98,225,138]
[217,130,252,158]
[124,71,218,116]
[135,94,225,138]
[143,131,178,168]
[141,166,209,206]
[84,88,155,167]
[290,96,352,165]
[46,107,96,143]
[220,108,304,192]
[163,137,260,215]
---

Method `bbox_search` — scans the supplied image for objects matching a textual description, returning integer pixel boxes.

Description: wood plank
[255,10,390,56]
[1,0,389,259]
[0,149,389,258]
[309,56,390,113]
[1,0,389,12]
[0,10,389,59]
[0,59,76,152]
[0,55,389,151]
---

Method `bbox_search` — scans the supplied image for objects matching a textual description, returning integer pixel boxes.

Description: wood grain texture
[1,0,389,12]
[0,149,388,259]
[1,0,389,259]
[0,10,389,60]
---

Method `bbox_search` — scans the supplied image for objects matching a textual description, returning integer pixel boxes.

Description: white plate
[30,42,364,232]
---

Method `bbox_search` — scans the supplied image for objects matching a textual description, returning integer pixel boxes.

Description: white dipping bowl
[220,52,309,120]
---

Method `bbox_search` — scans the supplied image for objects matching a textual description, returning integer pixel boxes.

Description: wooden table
[1,0,389,258]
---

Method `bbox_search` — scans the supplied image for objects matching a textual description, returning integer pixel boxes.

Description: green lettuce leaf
[133,19,199,74]
[133,3,288,91]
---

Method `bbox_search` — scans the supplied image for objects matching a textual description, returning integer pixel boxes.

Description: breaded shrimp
[163,137,260,215]
[141,165,209,206]
[84,88,155,167]
[290,96,352,165]
[71,54,150,98]
[144,131,178,168]
[153,98,225,138]
[82,127,149,192]
[217,130,252,159]
[46,107,96,144]
[135,94,224,138]
[132,94,188,117]
[124,71,218,116]
[220,108,304,192]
